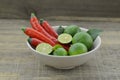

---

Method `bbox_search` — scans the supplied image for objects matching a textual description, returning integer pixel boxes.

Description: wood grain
[0,0,120,19]
[0,19,120,80]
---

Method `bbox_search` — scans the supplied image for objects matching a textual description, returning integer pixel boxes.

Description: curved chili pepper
[40,19,58,38]
[22,27,55,46]
[28,38,43,47]
[30,14,57,42]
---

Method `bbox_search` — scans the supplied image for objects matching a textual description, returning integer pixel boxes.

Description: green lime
[53,44,63,51]
[36,43,53,54]
[72,32,93,50]
[58,33,72,44]
[69,43,88,56]
[56,26,65,35]
[64,25,80,36]
[53,48,68,56]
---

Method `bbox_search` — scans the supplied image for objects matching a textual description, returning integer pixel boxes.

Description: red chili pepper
[28,38,43,47]
[21,27,56,46]
[61,44,70,51]
[55,42,70,51]
[40,19,58,38]
[30,13,39,23]
[30,14,57,42]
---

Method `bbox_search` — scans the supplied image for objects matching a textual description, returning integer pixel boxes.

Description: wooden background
[0,0,120,19]
[0,19,120,80]
[0,0,120,79]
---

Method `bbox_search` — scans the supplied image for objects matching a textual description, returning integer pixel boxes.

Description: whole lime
[69,43,88,56]
[53,48,68,56]
[64,25,80,36]
[53,44,63,51]
[72,32,93,50]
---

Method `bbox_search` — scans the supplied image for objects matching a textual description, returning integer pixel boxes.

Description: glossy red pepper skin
[30,13,39,23]
[40,19,58,38]
[30,14,57,42]
[22,27,56,46]
[28,38,43,47]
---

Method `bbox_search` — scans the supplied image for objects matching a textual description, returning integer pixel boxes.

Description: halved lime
[53,48,68,56]
[36,43,53,54]
[58,33,72,44]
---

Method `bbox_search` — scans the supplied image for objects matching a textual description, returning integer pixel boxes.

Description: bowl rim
[26,26,101,58]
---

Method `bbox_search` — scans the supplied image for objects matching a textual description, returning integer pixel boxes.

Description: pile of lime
[36,25,102,56]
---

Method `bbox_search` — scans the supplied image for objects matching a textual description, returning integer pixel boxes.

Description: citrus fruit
[64,25,80,36]
[36,43,53,54]
[53,44,63,50]
[69,43,88,56]
[58,33,72,44]
[53,48,68,56]
[56,26,65,35]
[72,32,93,50]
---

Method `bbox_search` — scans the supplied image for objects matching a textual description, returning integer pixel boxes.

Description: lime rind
[53,48,68,56]
[36,43,53,54]
[58,33,72,44]
[53,44,63,51]
[64,25,80,36]
[69,43,88,56]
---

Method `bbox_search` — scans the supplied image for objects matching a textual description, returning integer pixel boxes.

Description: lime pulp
[58,33,72,44]
[36,43,53,54]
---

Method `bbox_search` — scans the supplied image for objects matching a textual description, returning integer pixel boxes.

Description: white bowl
[26,26,101,69]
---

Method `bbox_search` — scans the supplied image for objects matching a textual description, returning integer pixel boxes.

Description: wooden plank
[0,19,120,80]
[0,0,120,19]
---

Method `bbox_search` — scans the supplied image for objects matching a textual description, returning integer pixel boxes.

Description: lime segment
[36,43,53,54]
[58,33,72,44]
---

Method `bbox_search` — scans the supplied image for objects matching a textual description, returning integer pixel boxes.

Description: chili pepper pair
[22,13,69,50]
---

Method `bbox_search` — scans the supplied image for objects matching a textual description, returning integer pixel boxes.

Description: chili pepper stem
[21,27,26,32]
[31,13,36,18]
[27,38,32,43]
[40,19,44,23]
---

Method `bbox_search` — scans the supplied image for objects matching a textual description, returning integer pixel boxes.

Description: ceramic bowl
[26,26,101,69]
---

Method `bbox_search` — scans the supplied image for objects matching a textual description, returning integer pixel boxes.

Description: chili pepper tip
[40,19,44,23]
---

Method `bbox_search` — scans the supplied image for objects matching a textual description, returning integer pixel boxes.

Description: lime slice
[53,48,68,56]
[36,43,53,54]
[58,33,72,44]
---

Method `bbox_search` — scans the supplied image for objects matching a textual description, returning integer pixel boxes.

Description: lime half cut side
[58,33,72,44]
[36,43,53,54]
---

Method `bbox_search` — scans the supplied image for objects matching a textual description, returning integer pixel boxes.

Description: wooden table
[0,19,120,80]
